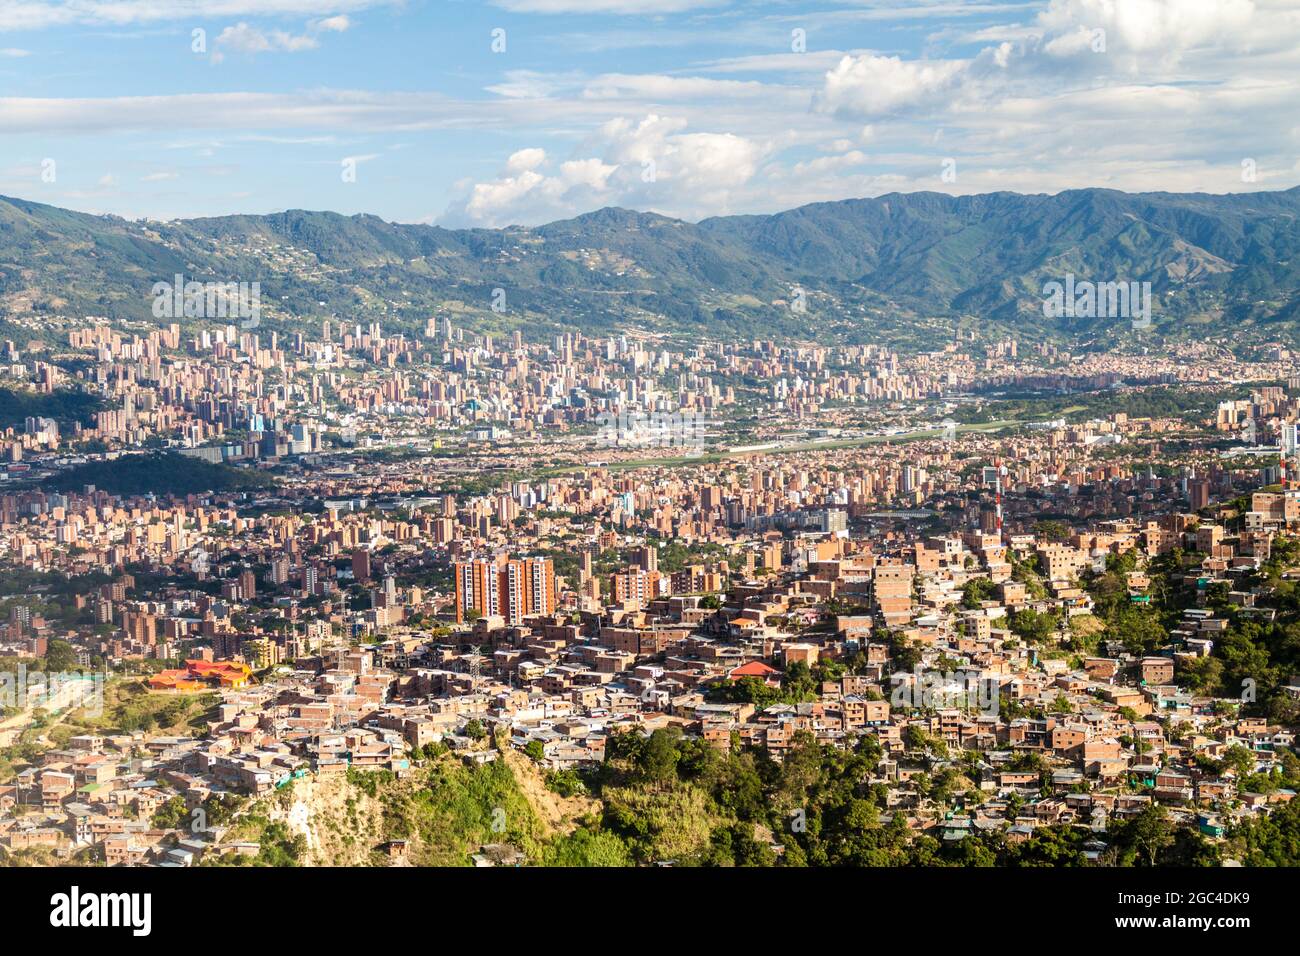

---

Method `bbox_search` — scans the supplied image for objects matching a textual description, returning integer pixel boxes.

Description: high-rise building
[610,568,664,610]
[269,555,291,585]
[381,574,398,608]
[1283,421,1299,456]
[634,545,658,572]
[455,558,500,623]
[351,549,372,583]
[453,557,555,624]
[302,564,319,596]
[242,638,281,670]
[1189,479,1212,511]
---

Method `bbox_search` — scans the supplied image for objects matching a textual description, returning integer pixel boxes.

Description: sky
[0,0,1297,227]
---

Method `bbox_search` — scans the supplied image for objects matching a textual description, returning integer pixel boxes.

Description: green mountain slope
[2,186,1299,345]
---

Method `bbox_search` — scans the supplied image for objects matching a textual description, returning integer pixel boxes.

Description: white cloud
[0,1,393,31]
[505,147,547,174]
[1041,25,1104,58]
[1038,0,1259,59]
[8,0,1300,224]
[0,91,476,134]
[815,54,965,118]
[465,169,545,222]
[792,150,870,176]
[581,73,770,101]
[805,0,1300,171]
[491,0,722,13]
[485,70,585,99]
[695,51,855,75]
[446,112,767,226]
[668,131,764,189]
[558,157,618,189]
[213,16,357,59]
[215,23,318,55]
[313,15,352,33]
[0,47,30,56]
[462,151,617,226]
[598,113,689,166]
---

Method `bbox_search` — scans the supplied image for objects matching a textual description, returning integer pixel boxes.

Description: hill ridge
[3,186,1299,345]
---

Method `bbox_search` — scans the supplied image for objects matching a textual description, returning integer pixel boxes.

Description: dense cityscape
[4,4,1300,939]
[1,312,1298,871]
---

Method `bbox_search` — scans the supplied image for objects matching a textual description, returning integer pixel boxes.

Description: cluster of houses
[4,498,1300,865]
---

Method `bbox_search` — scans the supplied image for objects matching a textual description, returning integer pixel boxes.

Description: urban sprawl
[2,314,1300,868]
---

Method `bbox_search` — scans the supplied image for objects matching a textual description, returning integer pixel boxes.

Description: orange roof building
[147,659,252,691]
[146,670,205,692]
[727,660,782,686]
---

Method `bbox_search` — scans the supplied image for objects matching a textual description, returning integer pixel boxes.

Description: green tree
[44,639,77,673]
[152,795,188,830]
[641,728,682,787]
[542,827,632,867]
[1114,803,1175,867]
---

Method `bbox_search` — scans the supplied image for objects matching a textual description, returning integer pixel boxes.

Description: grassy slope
[218,746,601,867]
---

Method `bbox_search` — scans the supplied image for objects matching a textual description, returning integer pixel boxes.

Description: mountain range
[2,186,1299,347]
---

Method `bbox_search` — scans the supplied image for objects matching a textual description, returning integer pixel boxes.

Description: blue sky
[1,0,1297,226]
